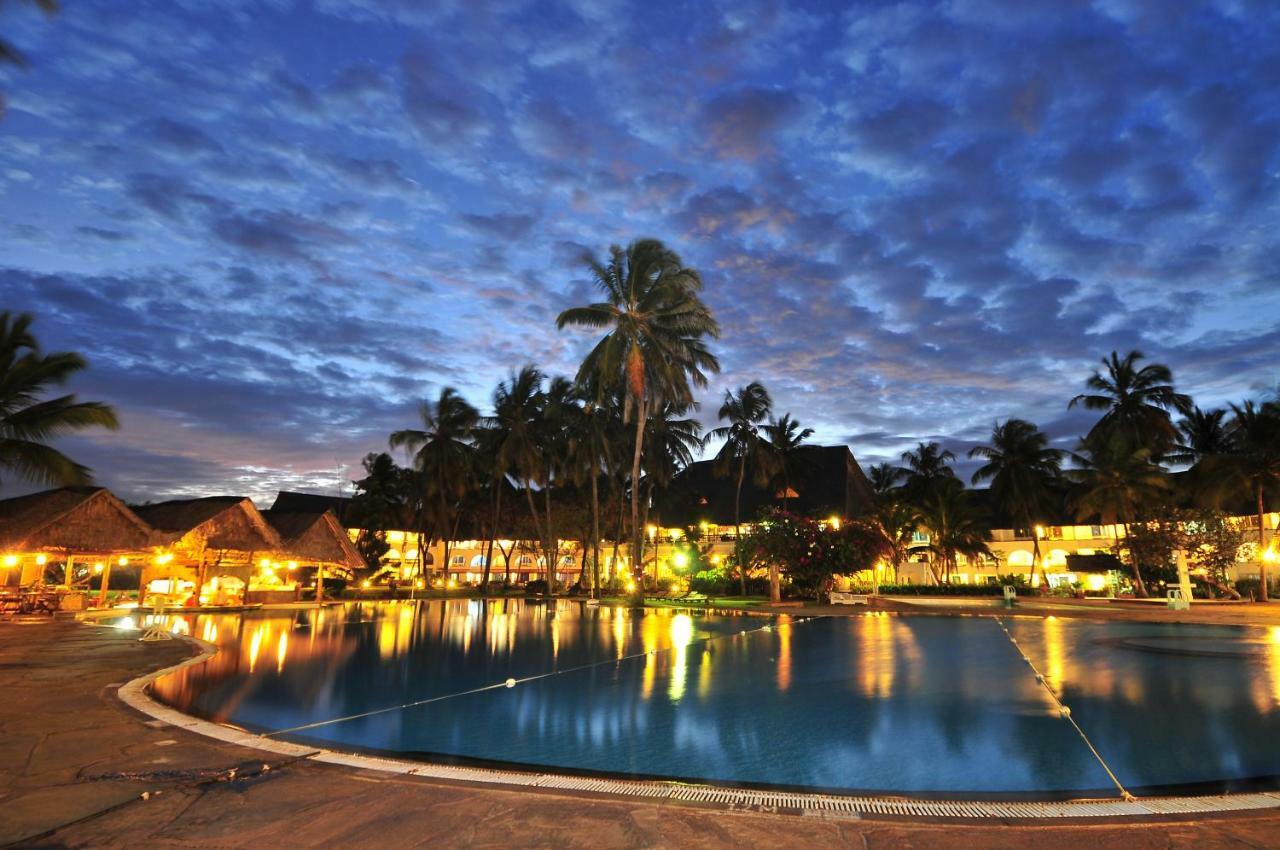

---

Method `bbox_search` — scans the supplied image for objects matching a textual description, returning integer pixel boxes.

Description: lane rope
[260,613,825,739]
[992,615,1134,801]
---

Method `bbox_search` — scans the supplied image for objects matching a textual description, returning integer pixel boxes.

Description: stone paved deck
[4,616,1280,848]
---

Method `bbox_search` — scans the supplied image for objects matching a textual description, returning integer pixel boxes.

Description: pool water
[137,601,1280,797]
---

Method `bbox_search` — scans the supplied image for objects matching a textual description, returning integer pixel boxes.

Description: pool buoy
[1059,706,1071,718]
[1035,674,1044,683]
[505,678,516,688]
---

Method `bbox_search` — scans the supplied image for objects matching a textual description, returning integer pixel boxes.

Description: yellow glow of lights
[2,554,17,568]
[670,582,680,593]
[1086,573,1107,592]
[93,562,104,573]
[669,528,681,541]
[673,552,689,569]
[1264,548,1279,564]
[416,580,426,589]
[828,516,841,531]
[259,558,271,569]
[625,580,636,593]
[117,556,129,566]
[646,524,657,539]
[447,578,456,588]
[710,554,722,565]
[286,560,298,570]
[1035,525,1046,539]
[155,553,173,565]
[361,579,371,589]
[35,554,47,566]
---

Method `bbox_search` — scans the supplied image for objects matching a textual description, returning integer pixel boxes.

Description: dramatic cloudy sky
[2,0,1278,503]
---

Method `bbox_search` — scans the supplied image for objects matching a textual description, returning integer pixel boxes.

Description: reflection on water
[128,602,1280,795]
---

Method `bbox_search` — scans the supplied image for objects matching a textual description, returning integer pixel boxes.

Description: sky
[1,0,1279,504]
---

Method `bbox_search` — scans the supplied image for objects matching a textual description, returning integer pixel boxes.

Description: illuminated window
[1008,551,1034,567]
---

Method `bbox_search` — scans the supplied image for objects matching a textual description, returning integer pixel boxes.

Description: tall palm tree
[900,441,957,505]
[919,485,990,585]
[490,366,549,589]
[868,499,922,584]
[1210,400,1280,601]
[1169,406,1232,467]
[564,390,615,598]
[556,239,721,587]
[1068,442,1171,598]
[1069,350,1192,457]
[764,412,813,512]
[389,387,479,581]
[535,376,576,593]
[868,462,903,497]
[0,311,119,488]
[969,419,1064,588]
[708,381,777,597]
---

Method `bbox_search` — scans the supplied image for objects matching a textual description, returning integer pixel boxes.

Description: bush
[689,568,769,596]
[870,583,1006,596]
[524,579,548,595]
[1227,578,1280,601]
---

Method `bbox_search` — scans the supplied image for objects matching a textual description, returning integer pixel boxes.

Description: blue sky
[1,0,1278,503]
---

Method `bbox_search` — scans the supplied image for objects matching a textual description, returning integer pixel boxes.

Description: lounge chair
[828,591,869,605]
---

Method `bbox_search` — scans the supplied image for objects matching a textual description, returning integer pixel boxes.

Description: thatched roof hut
[134,496,284,568]
[265,509,364,571]
[0,487,154,554]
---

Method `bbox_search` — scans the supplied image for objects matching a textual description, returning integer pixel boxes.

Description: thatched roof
[134,496,283,555]
[265,509,364,570]
[0,487,154,553]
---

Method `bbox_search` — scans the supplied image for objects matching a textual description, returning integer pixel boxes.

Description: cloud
[698,87,806,160]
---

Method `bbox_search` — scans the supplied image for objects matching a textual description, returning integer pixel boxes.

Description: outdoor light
[117,556,129,566]
[361,579,371,589]
[259,558,271,569]
[416,580,426,589]
[447,578,456,588]
[3,555,16,567]
[1264,548,1278,564]
[625,580,636,593]
[646,524,657,539]
[673,551,689,569]
[286,560,297,570]
[1035,525,1046,539]
[35,554,47,566]
[93,562,104,573]
[155,553,173,565]
[828,516,841,531]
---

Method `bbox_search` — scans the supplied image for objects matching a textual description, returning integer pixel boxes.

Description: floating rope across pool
[260,615,825,740]
[993,616,1133,801]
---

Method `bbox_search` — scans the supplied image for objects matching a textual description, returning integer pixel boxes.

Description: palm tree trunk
[483,481,501,592]
[629,396,647,591]
[523,480,545,590]
[735,454,746,596]
[1257,481,1269,602]
[1122,521,1148,597]
[591,473,601,599]
[1031,533,1049,591]
[544,481,556,595]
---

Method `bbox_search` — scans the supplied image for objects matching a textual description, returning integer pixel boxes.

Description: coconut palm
[1068,442,1172,597]
[1168,406,1232,467]
[764,412,814,512]
[1069,350,1191,457]
[535,376,577,593]
[919,485,990,585]
[867,462,903,497]
[969,419,1064,588]
[1207,400,1280,601]
[708,381,777,597]
[0,311,119,488]
[868,499,922,583]
[489,366,550,588]
[900,441,957,506]
[556,239,721,587]
[389,387,479,579]
[563,390,616,597]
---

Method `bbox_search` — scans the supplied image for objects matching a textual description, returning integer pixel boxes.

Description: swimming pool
[139,600,1280,798]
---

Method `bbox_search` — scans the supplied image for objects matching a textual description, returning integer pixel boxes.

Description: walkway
[2,619,1280,848]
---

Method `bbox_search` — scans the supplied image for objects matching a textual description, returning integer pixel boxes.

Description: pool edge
[111,628,1280,823]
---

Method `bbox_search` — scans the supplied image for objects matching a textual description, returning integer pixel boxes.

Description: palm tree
[556,239,721,588]
[868,462,903,497]
[1169,406,1232,467]
[1069,350,1191,457]
[900,441,957,505]
[0,311,119,488]
[764,412,813,512]
[1068,442,1172,598]
[969,419,1064,589]
[535,376,576,593]
[868,499,922,584]
[490,366,549,589]
[389,387,479,581]
[564,390,615,598]
[1209,400,1280,601]
[919,485,990,585]
[708,381,777,597]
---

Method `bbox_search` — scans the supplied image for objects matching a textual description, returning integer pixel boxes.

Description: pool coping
[109,625,1280,823]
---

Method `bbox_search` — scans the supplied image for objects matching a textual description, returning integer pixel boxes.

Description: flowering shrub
[741,508,888,599]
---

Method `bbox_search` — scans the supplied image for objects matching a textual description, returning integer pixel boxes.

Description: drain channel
[993,616,1133,800]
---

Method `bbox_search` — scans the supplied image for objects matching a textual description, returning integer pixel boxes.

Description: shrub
[524,579,548,595]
